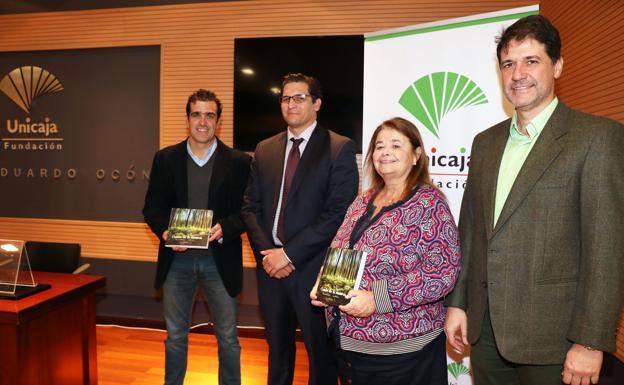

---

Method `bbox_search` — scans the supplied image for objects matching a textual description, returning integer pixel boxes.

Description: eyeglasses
[279,93,311,104]
[189,111,217,120]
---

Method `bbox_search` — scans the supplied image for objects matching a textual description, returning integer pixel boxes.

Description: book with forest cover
[317,247,367,306]
[165,208,213,249]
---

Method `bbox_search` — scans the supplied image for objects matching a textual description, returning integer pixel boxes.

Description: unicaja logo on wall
[1,66,64,152]
[399,71,487,138]
[0,66,64,113]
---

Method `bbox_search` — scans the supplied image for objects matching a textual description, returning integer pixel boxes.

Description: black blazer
[143,138,251,296]
[242,125,359,274]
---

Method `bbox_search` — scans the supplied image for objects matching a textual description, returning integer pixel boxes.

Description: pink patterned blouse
[327,184,461,354]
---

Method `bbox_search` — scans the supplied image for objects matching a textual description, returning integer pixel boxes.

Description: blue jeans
[162,255,241,385]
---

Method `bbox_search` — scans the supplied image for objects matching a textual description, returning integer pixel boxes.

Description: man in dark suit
[444,15,624,385]
[143,89,251,385]
[242,73,359,385]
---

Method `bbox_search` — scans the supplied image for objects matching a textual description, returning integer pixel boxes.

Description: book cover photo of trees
[165,208,213,249]
[317,247,367,306]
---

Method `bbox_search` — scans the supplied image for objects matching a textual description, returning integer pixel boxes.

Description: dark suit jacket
[242,125,358,274]
[445,102,624,364]
[143,138,251,296]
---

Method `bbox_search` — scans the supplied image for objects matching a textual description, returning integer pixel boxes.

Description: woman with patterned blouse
[311,117,461,385]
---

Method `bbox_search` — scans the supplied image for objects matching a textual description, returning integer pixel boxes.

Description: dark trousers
[471,310,563,385]
[335,332,448,385]
[258,268,338,385]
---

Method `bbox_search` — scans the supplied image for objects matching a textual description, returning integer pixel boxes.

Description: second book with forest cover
[317,248,367,306]
[165,208,213,249]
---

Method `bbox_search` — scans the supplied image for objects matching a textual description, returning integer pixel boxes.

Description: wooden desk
[0,272,105,385]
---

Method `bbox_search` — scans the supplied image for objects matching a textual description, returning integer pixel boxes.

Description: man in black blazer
[143,89,251,385]
[242,73,359,385]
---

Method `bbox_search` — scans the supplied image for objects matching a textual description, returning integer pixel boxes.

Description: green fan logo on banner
[447,361,470,382]
[399,72,488,138]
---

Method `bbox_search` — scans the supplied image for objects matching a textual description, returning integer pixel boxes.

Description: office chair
[24,241,91,274]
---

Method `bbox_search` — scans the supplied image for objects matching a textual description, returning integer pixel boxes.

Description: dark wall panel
[0,46,159,222]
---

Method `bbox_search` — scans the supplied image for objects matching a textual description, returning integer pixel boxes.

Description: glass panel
[0,239,35,294]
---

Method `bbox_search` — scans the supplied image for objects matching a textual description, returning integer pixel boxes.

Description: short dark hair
[281,73,322,101]
[185,89,222,119]
[496,15,561,64]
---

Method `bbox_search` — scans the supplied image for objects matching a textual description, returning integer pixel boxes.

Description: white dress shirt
[271,121,317,246]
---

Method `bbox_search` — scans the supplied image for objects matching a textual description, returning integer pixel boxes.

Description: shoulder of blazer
[320,126,353,162]
[253,132,287,168]
[258,131,287,148]
[560,102,623,136]
[156,138,187,163]
[215,138,252,164]
[476,118,511,143]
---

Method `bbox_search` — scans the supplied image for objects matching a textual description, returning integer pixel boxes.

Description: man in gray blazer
[444,15,623,385]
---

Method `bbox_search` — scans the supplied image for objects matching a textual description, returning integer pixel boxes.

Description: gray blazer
[445,102,624,364]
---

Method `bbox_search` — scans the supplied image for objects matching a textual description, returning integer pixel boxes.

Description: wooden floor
[97,325,309,385]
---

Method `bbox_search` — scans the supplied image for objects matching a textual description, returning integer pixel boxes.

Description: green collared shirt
[493,97,558,227]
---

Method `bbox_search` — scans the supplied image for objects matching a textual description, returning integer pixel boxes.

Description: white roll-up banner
[363,5,539,384]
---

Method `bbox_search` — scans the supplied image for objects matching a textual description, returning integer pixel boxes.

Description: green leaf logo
[447,362,470,380]
[399,72,488,138]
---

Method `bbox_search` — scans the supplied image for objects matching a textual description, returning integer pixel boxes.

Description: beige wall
[542,0,623,122]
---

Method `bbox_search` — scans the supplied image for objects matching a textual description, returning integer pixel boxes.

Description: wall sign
[0,46,160,222]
